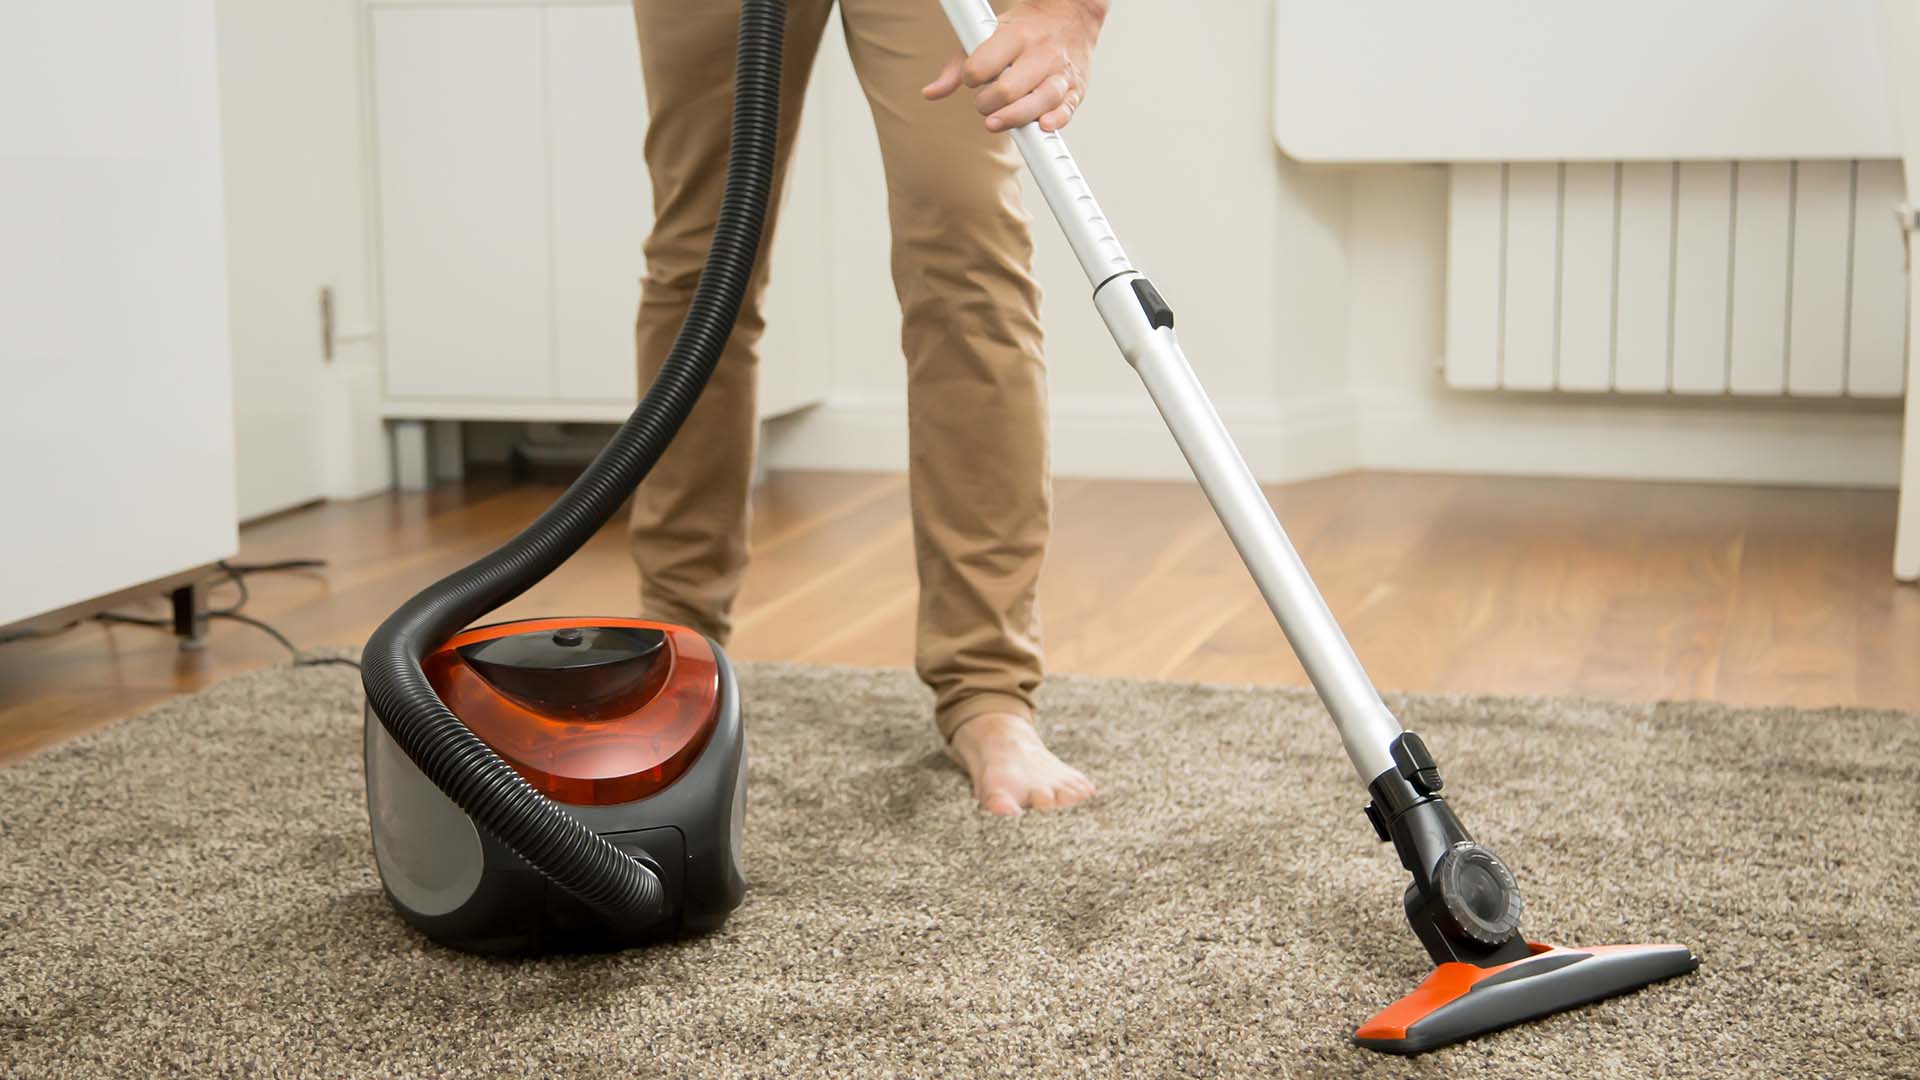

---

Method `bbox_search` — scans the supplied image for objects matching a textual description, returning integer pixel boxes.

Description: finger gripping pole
[937,0,1132,285]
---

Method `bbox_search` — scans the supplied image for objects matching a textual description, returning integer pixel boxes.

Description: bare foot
[945,713,1096,817]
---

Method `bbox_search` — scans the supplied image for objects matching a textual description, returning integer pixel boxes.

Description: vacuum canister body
[365,618,746,953]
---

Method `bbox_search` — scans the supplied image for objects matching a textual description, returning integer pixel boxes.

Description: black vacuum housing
[365,619,746,953]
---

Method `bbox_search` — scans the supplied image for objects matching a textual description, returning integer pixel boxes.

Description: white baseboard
[1353,386,1904,489]
[763,383,1904,490]
[762,390,1361,484]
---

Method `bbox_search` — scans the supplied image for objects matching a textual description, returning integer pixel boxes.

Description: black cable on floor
[0,620,83,645]
[6,557,358,670]
[93,612,171,629]
[221,558,329,574]
[207,611,360,671]
[210,564,249,616]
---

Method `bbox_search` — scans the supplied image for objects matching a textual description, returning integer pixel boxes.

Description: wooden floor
[3,469,1916,763]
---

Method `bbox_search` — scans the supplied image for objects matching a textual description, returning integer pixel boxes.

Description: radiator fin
[1445,160,1908,397]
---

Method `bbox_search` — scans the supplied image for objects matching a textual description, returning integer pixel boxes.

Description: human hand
[922,0,1109,133]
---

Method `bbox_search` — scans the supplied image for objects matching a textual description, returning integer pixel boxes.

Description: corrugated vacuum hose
[361,0,787,925]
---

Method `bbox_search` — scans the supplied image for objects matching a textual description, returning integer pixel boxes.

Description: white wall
[0,0,240,625]
[266,0,1898,493]
[766,0,1901,490]
[766,0,1359,482]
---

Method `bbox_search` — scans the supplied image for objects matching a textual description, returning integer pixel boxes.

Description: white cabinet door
[546,5,647,403]
[545,2,830,414]
[373,5,553,401]
[373,0,829,419]
[217,0,345,519]
[1,0,239,624]
[755,48,833,420]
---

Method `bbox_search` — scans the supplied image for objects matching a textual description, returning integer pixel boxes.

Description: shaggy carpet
[1,660,1915,1078]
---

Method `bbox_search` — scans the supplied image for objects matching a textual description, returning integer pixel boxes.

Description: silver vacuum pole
[937,0,1403,784]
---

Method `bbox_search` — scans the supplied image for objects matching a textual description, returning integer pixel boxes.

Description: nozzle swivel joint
[1365,732,1530,968]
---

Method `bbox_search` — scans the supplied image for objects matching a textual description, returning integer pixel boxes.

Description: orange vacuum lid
[423,617,720,806]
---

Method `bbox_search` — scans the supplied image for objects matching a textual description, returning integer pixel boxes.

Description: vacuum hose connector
[360,0,786,925]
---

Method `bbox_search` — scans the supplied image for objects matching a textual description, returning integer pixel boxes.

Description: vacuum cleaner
[359,0,784,952]
[361,0,1697,1053]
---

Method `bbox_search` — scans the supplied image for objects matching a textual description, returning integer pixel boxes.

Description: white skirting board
[763,392,1360,485]
[1350,390,1902,489]
[762,388,1902,490]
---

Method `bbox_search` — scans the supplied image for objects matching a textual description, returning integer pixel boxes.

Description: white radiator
[1445,161,1908,397]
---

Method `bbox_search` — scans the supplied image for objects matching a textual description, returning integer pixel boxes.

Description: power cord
[6,558,359,671]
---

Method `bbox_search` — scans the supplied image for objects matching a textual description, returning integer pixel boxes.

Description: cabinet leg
[392,419,431,493]
[431,421,466,484]
[752,419,771,490]
[170,583,206,651]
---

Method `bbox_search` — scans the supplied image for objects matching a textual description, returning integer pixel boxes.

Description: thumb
[922,54,966,100]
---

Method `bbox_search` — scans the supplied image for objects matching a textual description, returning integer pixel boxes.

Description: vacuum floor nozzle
[1354,942,1700,1055]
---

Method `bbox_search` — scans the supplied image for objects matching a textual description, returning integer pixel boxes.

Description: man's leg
[838,0,1092,814]
[627,0,833,641]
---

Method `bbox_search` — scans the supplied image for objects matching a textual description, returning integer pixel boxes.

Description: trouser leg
[839,0,1051,738]
[627,0,834,641]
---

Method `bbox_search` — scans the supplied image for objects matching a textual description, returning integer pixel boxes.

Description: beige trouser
[628,0,1050,740]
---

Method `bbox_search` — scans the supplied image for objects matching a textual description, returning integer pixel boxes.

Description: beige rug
[2,659,1915,1078]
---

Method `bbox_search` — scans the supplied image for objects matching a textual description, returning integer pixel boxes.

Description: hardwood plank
[1717,487,1892,708]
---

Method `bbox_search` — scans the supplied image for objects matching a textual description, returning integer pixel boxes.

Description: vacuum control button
[1391,732,1444,795]
[1132,278,1175,330]
[459,625,667,706]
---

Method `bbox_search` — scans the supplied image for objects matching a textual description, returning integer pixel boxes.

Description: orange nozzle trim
[1355,942,1691,1042]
